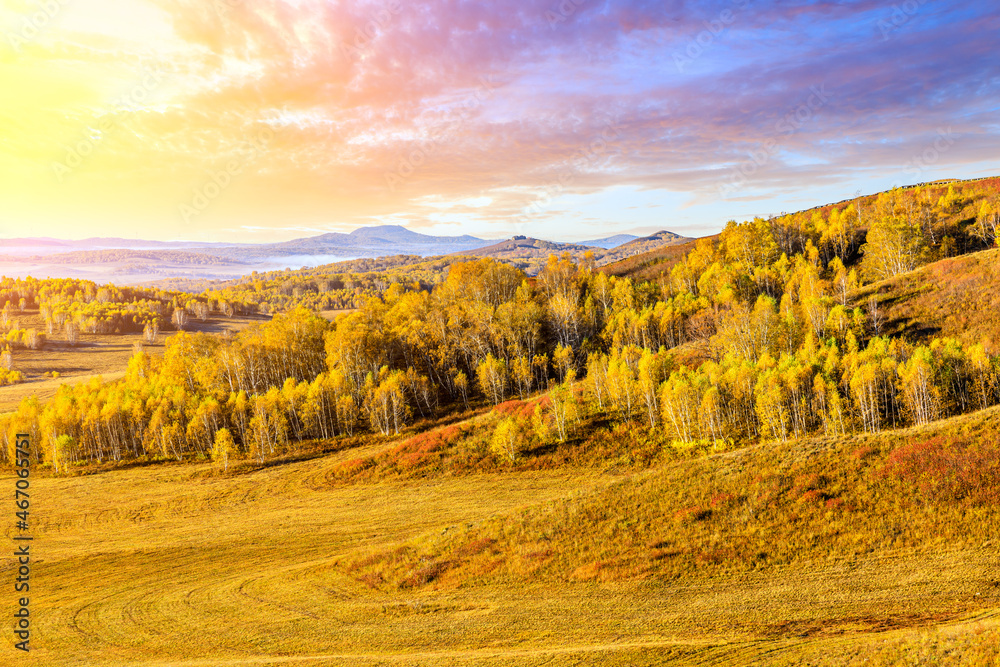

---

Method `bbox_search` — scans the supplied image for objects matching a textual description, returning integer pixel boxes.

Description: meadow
[4,402,999,665]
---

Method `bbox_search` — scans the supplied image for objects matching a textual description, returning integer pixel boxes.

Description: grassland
[4,402,999,665]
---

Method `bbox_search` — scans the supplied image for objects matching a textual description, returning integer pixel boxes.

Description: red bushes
[493,398,545,420]
[454,537,496,558]
[339,458,372,475]
[880,435,1000,504]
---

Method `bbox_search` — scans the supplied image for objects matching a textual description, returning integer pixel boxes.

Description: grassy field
[4,404,999,665]
[0,311,267,413]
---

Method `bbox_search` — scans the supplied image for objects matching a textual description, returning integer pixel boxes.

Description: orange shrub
[880,435,1000,504]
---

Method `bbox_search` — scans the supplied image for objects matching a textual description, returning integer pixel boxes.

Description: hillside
[461,236,597,258]
[7,397,999,665]
[860,248,1000,348]
[460,231,688,273]
[605,175,1000,283]
[597,230,691,269]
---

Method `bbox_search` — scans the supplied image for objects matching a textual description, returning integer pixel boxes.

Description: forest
[1,180,999,472]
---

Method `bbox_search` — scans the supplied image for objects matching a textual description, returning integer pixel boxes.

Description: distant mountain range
[192,226,490,262]
[0,225,687,284]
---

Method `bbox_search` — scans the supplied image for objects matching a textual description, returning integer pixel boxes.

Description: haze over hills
[0,237,248,257]
[195,225,492,262]
[0,224,690,283]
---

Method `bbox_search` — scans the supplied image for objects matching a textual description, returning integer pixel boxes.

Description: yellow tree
[860,193,925,280]
[212,428,235,472]
[476,354,508,406]
[897,346,940,426]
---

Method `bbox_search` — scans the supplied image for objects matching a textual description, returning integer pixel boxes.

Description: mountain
[574,234,640,249]
[191,225,493,262]
[341,225,485,246]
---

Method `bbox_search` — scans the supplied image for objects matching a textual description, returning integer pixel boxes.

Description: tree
[52,434,76,473]
[476,355,508,406]
[660,367,703,443]
[898,346,940,426]
[860,195,925,280]
[971,198,999,248]
[65,320,79,346]
[553,344,574,383]
[510,356,533,399]
[637,348,669,428]
[540,381,579,443]
[212,428,235,472]
[172,307,189,331]
[144,320,159,343]
[867,294,883,336]
[364,369,409,435]
[453,370,470,408]
[491,417,524,463]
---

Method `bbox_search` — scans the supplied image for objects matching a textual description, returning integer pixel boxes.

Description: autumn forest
[2,179,999,475]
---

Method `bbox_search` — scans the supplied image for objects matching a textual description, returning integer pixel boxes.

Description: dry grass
[3,406,999,664]
[860,248,1000,347]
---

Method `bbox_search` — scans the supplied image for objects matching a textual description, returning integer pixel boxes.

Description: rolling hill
[11,385,1000,665]
[3,178,1000,664]
[458,231,690,272]
[0,226,693,283]
[459,236,598,259]
[596,230,689,265]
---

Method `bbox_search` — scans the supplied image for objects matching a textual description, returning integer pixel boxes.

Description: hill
[0,226,691,283]
[860,247,1000,348]
[603,236,708,279]
[9,394,999,665]
[461,236,597,258]
[459,231,689,274]
[606,175,1000,282]
[3,177,1000,664]
[596,230,689,266]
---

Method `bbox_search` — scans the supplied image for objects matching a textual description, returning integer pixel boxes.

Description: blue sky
[0,0,997,242]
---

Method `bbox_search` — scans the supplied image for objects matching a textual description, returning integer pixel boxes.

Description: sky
[0,0,998,244]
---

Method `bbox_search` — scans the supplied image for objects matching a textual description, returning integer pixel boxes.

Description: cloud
[1,0,997,241]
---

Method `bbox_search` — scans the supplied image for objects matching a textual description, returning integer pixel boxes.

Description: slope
[859,247,1000,347]
[9,399,1000,665]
